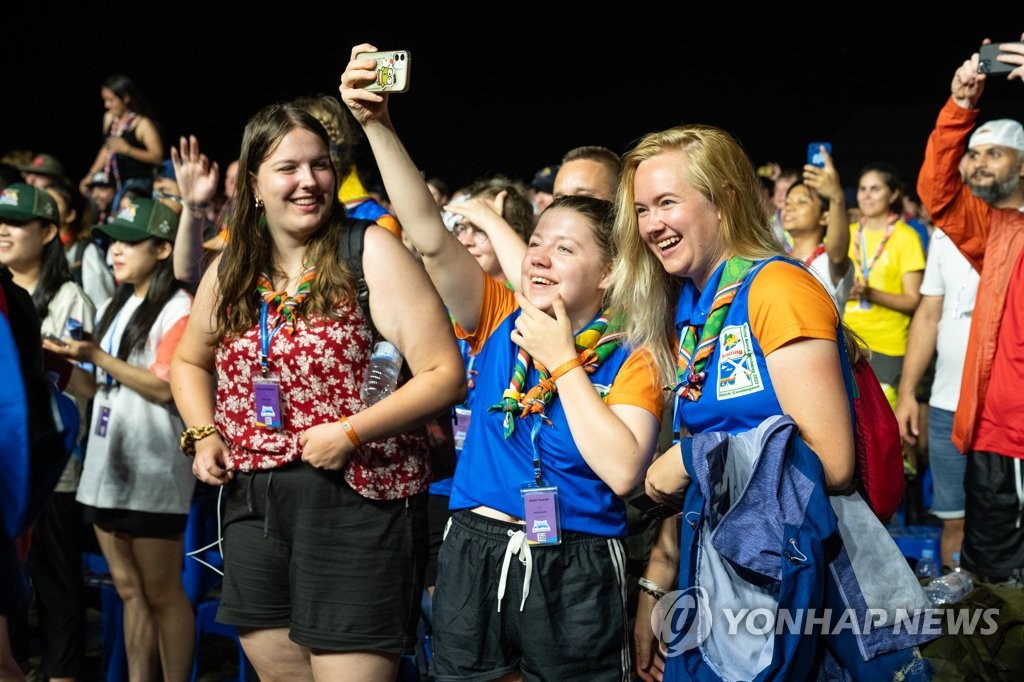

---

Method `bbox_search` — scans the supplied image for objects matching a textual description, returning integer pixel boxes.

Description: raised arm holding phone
[341,43,664,681]
[916,33,1024,585]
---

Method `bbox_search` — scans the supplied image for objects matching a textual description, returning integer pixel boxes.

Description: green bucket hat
[93,198,178,243]
[0,183,59,226]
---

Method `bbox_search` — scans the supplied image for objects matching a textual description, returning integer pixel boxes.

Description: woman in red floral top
[169,103,465,680]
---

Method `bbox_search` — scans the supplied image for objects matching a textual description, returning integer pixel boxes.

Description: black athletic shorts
[216,461,428,654]
[431,510,631,682]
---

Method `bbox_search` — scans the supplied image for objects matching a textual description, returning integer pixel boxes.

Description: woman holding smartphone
[53,198,195,682]
[342,44,664,681]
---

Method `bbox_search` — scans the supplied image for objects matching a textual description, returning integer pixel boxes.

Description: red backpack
[839,332,905,522]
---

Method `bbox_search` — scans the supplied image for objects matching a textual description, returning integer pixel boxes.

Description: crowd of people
[1,35,1022,682]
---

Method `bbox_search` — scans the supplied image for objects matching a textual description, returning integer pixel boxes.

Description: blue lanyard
[259,301,285,377]
[529,415,545,487]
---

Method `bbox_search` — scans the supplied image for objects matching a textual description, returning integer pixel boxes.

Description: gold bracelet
[549,357,583,382]
[339,417,361,449]
[180,424,218,457]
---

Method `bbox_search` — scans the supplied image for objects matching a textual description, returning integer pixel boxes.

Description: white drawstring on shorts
[497,528,532,612]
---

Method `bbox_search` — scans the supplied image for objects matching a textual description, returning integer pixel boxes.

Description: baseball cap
[968,119,1024,152]
[92,198,178,243]
[531,164,560,194]
[17,153,67,180]
[87,171,114,188]
[0,182,59,225]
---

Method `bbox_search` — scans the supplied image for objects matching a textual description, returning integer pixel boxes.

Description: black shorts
[216,461,427,654]
[424,492,451,588]
[84,506,188,538]
[431,510,630,682]
[962,450,1024,580]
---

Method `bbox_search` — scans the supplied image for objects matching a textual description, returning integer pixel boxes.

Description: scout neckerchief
[256,266,316,375]
[489,307,625,438]
[673,256,754,402]
[854,212,897,287]
[105,111,137,189]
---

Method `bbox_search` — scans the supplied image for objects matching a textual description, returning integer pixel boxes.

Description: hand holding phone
[41,332,68,347]
[978,42,1024,75]
[357,50,411,93]
[807,143,832,169]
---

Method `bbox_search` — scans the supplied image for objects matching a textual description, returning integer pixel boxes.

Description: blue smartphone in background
[807,142,832,168]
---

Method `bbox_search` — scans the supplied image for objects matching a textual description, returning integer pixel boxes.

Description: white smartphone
[357,50,411,93]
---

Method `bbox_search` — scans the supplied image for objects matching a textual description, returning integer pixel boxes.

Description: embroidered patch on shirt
[716,323,764,400]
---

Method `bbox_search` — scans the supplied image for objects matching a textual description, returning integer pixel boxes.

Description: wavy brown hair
[214,103,356,341]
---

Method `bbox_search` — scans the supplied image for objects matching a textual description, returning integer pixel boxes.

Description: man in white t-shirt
[895,229,978,568]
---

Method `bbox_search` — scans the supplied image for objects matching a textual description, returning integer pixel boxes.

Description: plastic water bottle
[915,548,939,580]
[924,552,975,606]
[66,317,84,340]
[361,341,403,405]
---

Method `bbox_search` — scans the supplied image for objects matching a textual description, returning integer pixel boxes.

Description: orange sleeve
[150,315,189,382]
[453,273,517,354]
[606,347,665,419]
[747,261,838,356]
[374,214,402,239]
[917,98,990,270]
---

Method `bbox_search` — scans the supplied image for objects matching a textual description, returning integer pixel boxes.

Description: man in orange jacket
[917,35,1024,583]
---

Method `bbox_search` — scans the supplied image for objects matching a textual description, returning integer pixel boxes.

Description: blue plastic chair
[190,598,252,682]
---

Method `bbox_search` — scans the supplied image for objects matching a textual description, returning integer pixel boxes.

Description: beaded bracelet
[638,576,668,600]
[180,424,218,457]
[549,357,583,382]
[339,417,361,449]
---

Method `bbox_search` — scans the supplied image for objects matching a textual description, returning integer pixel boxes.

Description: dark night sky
[3,15,1020,195]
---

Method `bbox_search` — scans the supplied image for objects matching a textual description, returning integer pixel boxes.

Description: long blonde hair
[610,124,784,382]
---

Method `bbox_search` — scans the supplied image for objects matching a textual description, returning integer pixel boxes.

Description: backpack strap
[338,218,378,338]
[339,218,416,384]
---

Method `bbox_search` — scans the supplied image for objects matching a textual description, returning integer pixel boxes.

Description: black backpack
[340,220,457,482]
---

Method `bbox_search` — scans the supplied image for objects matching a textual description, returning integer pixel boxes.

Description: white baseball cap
[968,119,1024,152]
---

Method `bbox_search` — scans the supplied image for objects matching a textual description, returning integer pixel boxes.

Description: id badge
[521,484,561,546]
[453,407,471,453]
[94,404,112,438]
[253,376,283,429]
[858,297,872,310]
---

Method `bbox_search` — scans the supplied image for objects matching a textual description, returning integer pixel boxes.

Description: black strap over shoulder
[339,218,378,337]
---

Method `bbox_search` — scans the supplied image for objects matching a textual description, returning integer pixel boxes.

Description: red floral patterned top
[214,297,431,500]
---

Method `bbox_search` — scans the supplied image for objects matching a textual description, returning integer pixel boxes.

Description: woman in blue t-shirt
[342,44,665,681]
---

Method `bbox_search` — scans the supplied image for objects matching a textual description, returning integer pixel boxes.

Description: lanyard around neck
[258,301,286,377]
[855,214,897,283]
[803,243,827,266]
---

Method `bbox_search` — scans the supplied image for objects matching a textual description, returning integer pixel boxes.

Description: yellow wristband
[339,417,361,449]
[549,357,583,382]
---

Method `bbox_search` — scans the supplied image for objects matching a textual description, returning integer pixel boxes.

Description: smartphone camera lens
[979,60,991,74]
